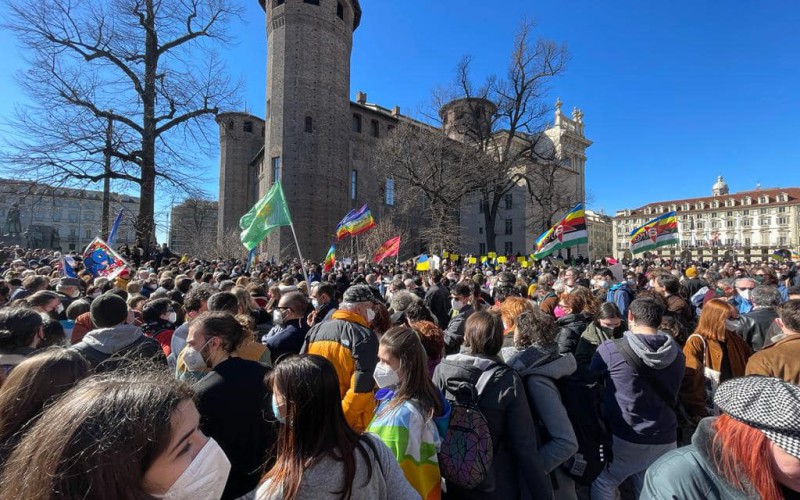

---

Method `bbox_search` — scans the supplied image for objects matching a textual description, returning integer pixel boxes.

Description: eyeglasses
[736,287,755,291]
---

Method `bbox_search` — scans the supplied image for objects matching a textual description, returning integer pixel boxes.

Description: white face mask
[373,361,400,389]
[182,339,211,372]
[272,309,284,326]
[364,308,376,323]
[311,298,319,309]
[167,312,177,324]
[739,289,752,301]
[154,438,231,500]
[451,298,463,312]
[56,303,65,314]
[597,280,608,289]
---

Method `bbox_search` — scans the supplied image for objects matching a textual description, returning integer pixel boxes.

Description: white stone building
[586,209,613,259]
[612,176,800,261]
[0,179,139,251]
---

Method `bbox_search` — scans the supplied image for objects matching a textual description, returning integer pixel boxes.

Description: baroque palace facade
[216,0,589,261]
[612,176,800,261]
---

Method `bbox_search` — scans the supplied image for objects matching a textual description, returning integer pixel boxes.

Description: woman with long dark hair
[258,355,418,500]
[0,369,231,499]
[0,348,90,467]
[368,326,449,499]
[574,302,626,370]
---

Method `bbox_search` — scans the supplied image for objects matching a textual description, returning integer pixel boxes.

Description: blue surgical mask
[271,394,286,424]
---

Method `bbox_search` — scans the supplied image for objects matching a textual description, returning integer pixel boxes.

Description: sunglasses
[737,287,755,291]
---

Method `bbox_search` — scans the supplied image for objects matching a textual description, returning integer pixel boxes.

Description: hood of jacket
[623,330,680,369]
[436,352,503,401]
[691,417,758,498]
[505,345,576,379]
[82,324,144,354]
[556,312,591,329]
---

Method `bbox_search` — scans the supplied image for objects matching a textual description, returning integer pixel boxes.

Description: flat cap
[714,376,800,459]
[343,284,376,304]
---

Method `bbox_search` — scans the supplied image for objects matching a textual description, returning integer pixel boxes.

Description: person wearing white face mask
[186,312,272,500]
[141,298,180,358]
[0,370,231,500]
[302,284,380,432]
[367,326,449,499]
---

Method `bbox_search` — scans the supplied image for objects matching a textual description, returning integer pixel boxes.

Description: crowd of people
[0,243,800,499]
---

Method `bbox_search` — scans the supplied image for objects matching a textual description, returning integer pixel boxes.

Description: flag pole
[288,222,310,287]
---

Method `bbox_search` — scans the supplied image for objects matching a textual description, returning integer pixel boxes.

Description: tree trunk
[483,198,497,253]
[137,0,158,249]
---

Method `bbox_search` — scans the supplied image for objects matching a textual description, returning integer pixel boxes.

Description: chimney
[392,106,401,117]
[356,91,367,104]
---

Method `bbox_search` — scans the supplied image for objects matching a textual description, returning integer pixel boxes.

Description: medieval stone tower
[216,112,264,240]
[260,0,362,260]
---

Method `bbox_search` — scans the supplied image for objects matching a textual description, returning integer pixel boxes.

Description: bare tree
[170,197,218,257]
[2,0,242,248]
[212,228,247,261]
[371,121,480,254]
[440,20,569,252]
[360,213,410,263]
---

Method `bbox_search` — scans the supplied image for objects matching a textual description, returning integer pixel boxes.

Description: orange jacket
[303,310,378,432]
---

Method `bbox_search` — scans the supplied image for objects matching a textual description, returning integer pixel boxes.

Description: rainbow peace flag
[533,204,588,260]
[335,204,375,240]
[630,211,679,254]
[323,245,336,272]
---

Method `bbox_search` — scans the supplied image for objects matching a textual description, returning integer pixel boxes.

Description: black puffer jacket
[433,353,553,500]
[555,313,592,355]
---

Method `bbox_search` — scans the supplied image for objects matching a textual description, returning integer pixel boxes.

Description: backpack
[556,376,613,485]
[438,362,504,490]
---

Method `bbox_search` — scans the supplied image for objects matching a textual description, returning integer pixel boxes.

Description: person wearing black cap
[302,284,378,432]
[642,376,800,500]
[71,293,165,371]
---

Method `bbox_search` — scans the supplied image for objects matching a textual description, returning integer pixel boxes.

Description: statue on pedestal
[5,203,21,237]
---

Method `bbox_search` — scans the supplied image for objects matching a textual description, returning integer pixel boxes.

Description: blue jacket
[606,283,634,317]
[590,332,685,445]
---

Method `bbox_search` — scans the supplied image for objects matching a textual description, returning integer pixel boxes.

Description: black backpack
[556,376,613,485]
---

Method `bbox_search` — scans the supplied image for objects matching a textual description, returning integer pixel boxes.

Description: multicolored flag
[323,245,336,272]
[629,211,679,254]
[336,204,375,240]
[416,254,430,271]
[239,181,293,252]
[372,236,400,264]
[533,204,589,260]
[82,238,129,279]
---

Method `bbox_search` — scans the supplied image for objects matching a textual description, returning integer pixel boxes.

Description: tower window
[385,178,394,206]
[304,0,320,4]
[352,114,362,133]
[350,169,358,200]
[271,157,281,184]
[504,194,512,209]
[243,121,253,133]
[504,241,513,255]
[371,120,379,138]
[337,2,344,19]
[304,116,313,133]
[505,219,513,235]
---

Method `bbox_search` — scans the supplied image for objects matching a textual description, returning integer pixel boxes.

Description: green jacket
[641,418,755,500]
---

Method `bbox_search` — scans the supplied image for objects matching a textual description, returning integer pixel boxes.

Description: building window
[371,120,379,138]
[337,2,344,19]
[384,178,394,206]
[745,238,751,246]
[780,236,788,246]
[504,241,513,255]
[243,121,253,133]
[760,208,768,214]
[779,206,786,213]
[696,222,704,229]
[479,243,486,255]
[726,220,734,227]
[478,227,483,234]
[725,238,733,246]
[742,218,751,226]
[504,194,512,209]
[478,200,484,213]
[779,217,788,225]
[505,219,512,235]
[350,169,358,200]
[69,212,78,223]
[271,156,281,184]
[760,217,770,225]
[743,209,749,215]
[303,0,319,4]
[352,114,362,133]
[711,221,718,229]
[304,116,313,133]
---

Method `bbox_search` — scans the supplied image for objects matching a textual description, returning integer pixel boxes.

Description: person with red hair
[642,376,800,499]
[680,299,752,423]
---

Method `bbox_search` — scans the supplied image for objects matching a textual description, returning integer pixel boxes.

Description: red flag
[372,236,401,264]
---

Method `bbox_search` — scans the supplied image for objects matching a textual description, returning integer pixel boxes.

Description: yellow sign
[468,257,477,264]
[481,256,487,263]
[450,254,460,261]
[521,261,529,268]
[488,252,497,259]
[516,256,526,263]
[442,251,449,259]
[497,256,507,263]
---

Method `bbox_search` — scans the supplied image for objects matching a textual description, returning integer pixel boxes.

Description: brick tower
[261,0,362,261]
[216,112,264,244]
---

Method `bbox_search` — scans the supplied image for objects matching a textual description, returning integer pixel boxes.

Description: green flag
[239,181,292,251]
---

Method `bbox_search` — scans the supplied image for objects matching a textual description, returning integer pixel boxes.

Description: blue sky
[2,0,800,239]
